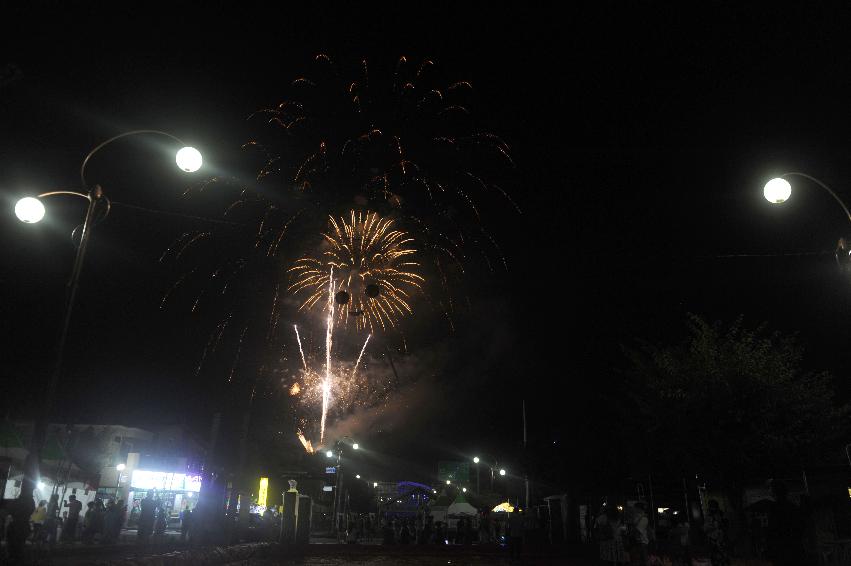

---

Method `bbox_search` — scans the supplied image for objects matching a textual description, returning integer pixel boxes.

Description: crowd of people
[591,480,808,566]
[0,491,195,550]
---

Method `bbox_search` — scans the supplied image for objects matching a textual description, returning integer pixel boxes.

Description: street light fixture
[763,173,851,271]
[326,450,334,458]
[763,177,792,204]
[175,146,203,172]
[352,443,359,450]
[763,173,851,224]
[499,469,506,476]
[14,197,46,223]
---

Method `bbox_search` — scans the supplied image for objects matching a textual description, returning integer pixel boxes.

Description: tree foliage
[625,315,849,485]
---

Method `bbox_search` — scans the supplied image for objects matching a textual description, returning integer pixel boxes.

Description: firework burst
[288,211,424,332]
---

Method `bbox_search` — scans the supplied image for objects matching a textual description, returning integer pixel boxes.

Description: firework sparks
[289,383,301,396]
[296,430,314,454]
[289,211,424,332]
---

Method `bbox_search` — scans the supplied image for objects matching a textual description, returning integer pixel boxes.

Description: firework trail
[294,324,308,370]
[320,267,335,444]
[352,334,372,380]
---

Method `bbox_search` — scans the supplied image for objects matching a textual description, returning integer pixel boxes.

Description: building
[0,420,204,523]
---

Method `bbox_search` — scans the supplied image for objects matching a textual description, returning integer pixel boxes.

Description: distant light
[473,456,480,464]
[764,177,791,204]
[176,146,202,172]
[446,480,451,485]
[462,487,467,493]
[326,450,334,458]
[15,197,45,223]
[499,469,506,476]
[258,477,269,507]
[356,474,361,479]
[433,490,437,494]
[352,443,359,450]
[373,482,378,488]
[116,463,126,471]
[37,481,46,490]
[617,505,624,512]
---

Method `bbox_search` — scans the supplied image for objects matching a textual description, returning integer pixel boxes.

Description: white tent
[447,493,478,517]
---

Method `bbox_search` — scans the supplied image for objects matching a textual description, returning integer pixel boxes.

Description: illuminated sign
[326,467,337,474]
[258,477,269,507]
[323,485,333,491]
[130,470,202,492]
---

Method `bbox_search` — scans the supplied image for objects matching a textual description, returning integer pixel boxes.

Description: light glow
[473,456,480,463]
[764,177,791,204]
[15,197,45,223]
[352,443,359,450]
[116,463,126,471]
[499,469,506,476]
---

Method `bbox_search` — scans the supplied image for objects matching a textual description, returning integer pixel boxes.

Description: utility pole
[523,400,529,510]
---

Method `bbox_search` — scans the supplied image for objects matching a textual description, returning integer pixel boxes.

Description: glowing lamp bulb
[326,450,334,458]
[37,481,46,490]
[15,197,45,223]
[352,443,359,450]
[473,457,480,463]
[462,487,467,492]
[176,146,202,172]
[116,463,126,471]
[356,474,361,479]
[446,480,451,485]
[373,482,378,488]
[764,177,791,204]
[499,469,506,476]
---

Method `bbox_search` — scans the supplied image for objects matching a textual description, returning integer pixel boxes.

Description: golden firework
[288,211,423,331]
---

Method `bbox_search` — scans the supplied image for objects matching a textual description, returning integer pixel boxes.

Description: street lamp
[763,173,851,271]
[10,130,201,535]
[763,173,851,223]
[500,469,507,476]
[14,197,46,223]
[175,146,203,172]
[763,177,792,204]
[329,436,358,537]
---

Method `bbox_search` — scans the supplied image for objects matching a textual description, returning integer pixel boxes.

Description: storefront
[127,469,201,527]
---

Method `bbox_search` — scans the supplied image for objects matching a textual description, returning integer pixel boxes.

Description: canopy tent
[447,492,478,517]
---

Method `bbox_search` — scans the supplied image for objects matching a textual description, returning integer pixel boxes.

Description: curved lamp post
[763,173,851,268]
[12,130,201,528]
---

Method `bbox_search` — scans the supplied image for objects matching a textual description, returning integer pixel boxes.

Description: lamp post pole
[10,132,201,555]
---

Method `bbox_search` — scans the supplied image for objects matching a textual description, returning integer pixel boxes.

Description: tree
[624,314,849,489]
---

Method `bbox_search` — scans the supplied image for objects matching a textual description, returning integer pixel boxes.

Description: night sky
[3,4,851,485]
